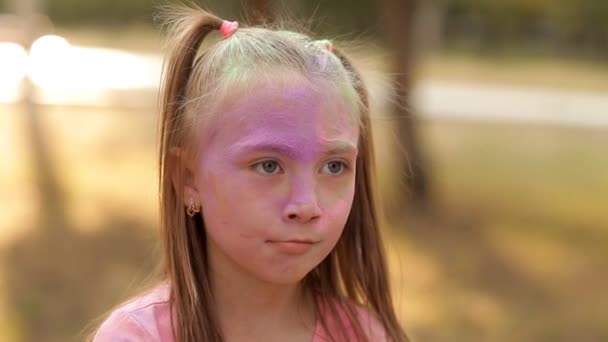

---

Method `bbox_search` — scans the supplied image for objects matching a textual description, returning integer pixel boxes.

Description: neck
[208,243,316,338]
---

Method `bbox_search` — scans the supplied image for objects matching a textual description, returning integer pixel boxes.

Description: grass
[418,51,608,93]
[392,121,608,341]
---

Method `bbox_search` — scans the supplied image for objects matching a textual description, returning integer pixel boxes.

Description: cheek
[320,180,356,233]
[196,163,280,239]
[320,171,356,210]
[195,151,243,228]
[197,172,228,224]
[325,197,354,225]
[197,171,258,248]
[199,169,281,212]
[316,196,353,260]
[197,151,243,211]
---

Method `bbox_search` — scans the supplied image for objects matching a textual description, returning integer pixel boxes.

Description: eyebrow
[320,140,359,155]
[231,140,358,158]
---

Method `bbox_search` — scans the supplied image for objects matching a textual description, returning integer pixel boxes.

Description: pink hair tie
[317,39,333,52]
[220,20,239,38]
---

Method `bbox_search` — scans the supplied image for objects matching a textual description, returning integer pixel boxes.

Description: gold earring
[186,198,200,217]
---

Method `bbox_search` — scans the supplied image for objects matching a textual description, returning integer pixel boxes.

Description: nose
[282,180,322,224]
[283,201,322,224]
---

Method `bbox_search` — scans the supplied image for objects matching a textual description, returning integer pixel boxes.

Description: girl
[93,3,408,342]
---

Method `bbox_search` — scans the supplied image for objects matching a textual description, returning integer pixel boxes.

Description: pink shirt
[93,283,387,341]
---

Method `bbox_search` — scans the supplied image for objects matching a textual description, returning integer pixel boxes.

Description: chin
[256,267,313,285]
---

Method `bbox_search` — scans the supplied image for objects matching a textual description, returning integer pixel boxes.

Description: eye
[254,160,281,175]
[322,161,346,175]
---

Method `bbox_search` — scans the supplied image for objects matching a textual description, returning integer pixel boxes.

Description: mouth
[266,239,320,255]
[266,239,318,244]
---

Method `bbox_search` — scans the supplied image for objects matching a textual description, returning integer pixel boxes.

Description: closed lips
[266,240,319,255]
[266,240,317,244]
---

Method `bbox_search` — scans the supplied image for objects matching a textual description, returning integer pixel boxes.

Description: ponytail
[157,5,227,342]
[159,7,222,155]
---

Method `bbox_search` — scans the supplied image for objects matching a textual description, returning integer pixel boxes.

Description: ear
[169,146,200,207]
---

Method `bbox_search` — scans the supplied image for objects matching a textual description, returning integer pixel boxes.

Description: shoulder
[351,303,388,341]
[317,297,389,341]
[93,283,173,342]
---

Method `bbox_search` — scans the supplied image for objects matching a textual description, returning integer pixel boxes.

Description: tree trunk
[247,0,276,25]
[379,0,432,214]
[13,0,67,230]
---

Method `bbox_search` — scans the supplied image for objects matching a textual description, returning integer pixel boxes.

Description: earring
[186,197,200,217]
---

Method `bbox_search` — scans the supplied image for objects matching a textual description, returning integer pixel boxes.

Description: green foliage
[45,0,156,25]
[42,0,239,25]
[281,0,379,37]
[444,0,608,57]
[42,0,380,36]
[1,0,606,57]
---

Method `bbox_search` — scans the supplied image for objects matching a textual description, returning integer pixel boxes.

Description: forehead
[203,80,360,149]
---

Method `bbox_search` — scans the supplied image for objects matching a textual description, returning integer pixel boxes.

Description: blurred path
[413,80,608,128]
[1,40,607,128]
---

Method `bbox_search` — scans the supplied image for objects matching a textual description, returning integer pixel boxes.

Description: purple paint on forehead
[224,83,320,123]
[207,81,359,162]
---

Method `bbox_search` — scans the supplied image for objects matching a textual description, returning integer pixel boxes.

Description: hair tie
[220,20,239,38]
[316,39,333,52]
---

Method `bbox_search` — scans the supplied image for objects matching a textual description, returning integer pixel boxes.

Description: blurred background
[1,0,607,341]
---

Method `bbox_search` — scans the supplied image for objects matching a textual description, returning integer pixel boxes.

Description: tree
[379,0,432,214]
[10,0,67,229]
[247,0,276,25]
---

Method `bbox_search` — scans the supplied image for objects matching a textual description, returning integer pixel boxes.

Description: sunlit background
[1,0,607,341]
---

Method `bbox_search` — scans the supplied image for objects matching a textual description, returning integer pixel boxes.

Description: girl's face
[193,81,359,285]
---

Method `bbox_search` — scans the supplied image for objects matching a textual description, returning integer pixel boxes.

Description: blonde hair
[154,3,408,342]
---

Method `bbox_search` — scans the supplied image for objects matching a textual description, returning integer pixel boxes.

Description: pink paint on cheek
[328,198,354,220]
[320,198,353,242]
